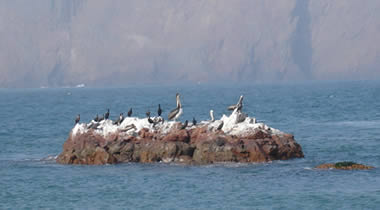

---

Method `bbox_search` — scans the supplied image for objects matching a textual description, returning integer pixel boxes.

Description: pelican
[210,110,215,122]
[168,93,183,121]
[227,95,244,111]
[75,114,80,124]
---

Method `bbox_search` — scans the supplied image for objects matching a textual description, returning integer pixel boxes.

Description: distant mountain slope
[0,0,379,87]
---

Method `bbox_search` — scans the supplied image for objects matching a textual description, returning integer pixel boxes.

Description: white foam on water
[334,120,380,128]
[303,167,312,170]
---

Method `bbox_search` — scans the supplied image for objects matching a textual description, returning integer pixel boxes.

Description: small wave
[40,155,58,161]
[22,158,41,161]
[199,162,253,168]
[328,120,380,128]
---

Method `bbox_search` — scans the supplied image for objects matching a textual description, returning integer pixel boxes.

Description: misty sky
[0,0,379,87]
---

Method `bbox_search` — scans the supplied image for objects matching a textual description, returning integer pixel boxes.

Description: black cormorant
[180,120,188,129]
[157,104,162,117]
[105,109,110,120]
[192,117,196,126]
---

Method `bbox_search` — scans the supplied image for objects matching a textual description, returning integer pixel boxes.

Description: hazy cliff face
[0,0,379,87]
[310,1,380,80]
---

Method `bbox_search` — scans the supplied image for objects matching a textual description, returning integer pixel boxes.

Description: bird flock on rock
[74,93,245,131]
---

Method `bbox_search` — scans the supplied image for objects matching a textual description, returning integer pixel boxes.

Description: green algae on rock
[316,162,374,170]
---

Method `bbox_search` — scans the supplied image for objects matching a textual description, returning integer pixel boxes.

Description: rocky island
[57,95,304,165]
[57,112,304,165]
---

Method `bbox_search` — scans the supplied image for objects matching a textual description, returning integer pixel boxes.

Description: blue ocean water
[1,81,380,209]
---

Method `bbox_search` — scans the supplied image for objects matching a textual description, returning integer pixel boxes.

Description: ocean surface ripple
[1,81,380,209]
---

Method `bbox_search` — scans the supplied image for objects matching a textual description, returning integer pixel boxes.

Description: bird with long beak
[168,93,183,121]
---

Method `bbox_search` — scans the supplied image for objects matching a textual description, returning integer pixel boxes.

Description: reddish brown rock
[161,129,190,143]
[242,130,271,139]
[138,128,153,139]
[57,127,304,165]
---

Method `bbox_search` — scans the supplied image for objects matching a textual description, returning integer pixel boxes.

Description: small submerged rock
[316,162,374,170]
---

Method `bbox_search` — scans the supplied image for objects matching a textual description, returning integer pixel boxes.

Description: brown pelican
[180,120,188,129]
[227,95,244,111]
[157,104,162,117]
[105,109,110,120]
[168,93,183,121]
[127,108,132,117]
[192,117,197,126]
[75,114,80,124]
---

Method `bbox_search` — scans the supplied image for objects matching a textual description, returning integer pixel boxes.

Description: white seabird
[210,110,215,122]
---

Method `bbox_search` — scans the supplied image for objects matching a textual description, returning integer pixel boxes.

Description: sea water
[1,81,380,209]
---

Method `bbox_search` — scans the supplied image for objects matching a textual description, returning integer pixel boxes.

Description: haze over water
[1,1,380,87]
[1,81,380,209]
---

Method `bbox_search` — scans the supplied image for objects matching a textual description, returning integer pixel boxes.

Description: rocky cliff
[1,1,379,87]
